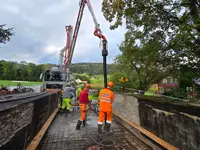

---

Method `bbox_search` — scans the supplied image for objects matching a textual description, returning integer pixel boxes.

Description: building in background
[157,77,179,94]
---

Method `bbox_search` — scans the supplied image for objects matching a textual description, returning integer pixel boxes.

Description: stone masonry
[113,93,200,150]
[113,93,140,125]
[0,102,34,147]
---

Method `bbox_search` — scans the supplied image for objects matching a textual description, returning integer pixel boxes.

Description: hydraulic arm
[62,0,108,87]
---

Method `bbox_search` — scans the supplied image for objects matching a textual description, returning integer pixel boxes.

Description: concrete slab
[39,110,153,150]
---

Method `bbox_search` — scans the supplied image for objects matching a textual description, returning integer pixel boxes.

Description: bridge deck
[38,110,153,150]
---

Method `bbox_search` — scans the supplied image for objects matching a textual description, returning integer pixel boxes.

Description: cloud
[0,0,126,65]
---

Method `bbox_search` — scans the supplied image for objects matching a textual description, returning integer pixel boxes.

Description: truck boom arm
[63,0,107,67]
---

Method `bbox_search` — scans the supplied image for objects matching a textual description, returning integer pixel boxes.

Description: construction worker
[76,85,84,100]
[97,81,115,135]
[61,85,75,113]
[58,89,64,110]
[76,84,91,130]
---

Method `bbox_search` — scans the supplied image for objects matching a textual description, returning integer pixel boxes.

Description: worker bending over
[97,81,115,135]
[61,85,75,113]
[76,84,91,130]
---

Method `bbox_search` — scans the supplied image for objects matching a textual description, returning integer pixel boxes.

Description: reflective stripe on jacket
[98,88,114,112]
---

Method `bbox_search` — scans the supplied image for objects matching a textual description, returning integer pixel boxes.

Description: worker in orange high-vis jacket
[76,84,91,130]
[97,81,114,135]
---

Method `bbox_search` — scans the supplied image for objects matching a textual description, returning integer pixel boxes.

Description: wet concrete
[39,110,153,150]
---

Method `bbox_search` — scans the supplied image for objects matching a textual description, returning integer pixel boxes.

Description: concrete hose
[84,105,125,149]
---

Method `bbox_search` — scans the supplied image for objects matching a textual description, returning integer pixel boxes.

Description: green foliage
[90,75,104,84]
[102,0,200,88]
[0,24,13,44]
[75,73,91,83]
[0,60,45,81]
[0,60,116,84]
[113,38,166,90]
[109,72,125,86]
[70,63,115,75]
[92,90,99,98]
[164,88,187,99]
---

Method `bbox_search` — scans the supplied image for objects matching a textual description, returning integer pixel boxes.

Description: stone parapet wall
[113,93,140,125]
[113,93,200,150]
[0,92,60,150]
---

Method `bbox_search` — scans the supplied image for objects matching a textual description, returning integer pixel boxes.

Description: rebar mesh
[39,110,154,150]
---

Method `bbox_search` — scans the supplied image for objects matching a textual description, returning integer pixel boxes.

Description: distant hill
[0,60,116,82]
[69,62,116,75]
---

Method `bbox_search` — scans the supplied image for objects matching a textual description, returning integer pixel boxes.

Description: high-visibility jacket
[98,88,114,112]
[89,95,93,101]
[88,89,93,101]
[76,87,82,98]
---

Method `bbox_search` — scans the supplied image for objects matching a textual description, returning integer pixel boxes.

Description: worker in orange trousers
[97,81,115,135]
[76,84,91,130]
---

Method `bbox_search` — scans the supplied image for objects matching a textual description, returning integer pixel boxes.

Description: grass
[0,80,42,86]
[90,78,104,84]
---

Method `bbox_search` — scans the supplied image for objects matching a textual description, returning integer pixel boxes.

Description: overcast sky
[0,0,126,64]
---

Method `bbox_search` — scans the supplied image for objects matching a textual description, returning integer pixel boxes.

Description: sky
[0,0,126,64]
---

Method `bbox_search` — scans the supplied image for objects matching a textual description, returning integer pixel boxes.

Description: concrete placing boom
[40,0,108,91]
[62,0,108,87]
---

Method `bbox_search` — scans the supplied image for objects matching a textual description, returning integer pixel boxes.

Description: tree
[0,24,13,44]
[0,60,46,81]
[102,1,200,64]
[116,31,167,90]
[102,0,200,85]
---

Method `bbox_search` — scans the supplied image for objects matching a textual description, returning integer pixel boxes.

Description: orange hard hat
[107,81,114,87]
[86,84,91,88]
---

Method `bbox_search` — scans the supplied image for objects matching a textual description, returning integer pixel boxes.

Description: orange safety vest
[98,88,114,112]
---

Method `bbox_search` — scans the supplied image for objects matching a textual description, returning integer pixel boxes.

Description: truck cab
[40,67,67,90]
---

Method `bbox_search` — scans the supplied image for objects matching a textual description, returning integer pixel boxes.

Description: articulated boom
[64,25,73,69]
[63,0,107,68]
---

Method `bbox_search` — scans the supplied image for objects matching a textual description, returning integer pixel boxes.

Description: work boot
[105,123,111,132]
[82,119,86,127]
[66,109,70,113]
[76,120,82,130]
[59,109,64,114]
[98,125,103,134]
[103,123,107,131]
[98,125,103,138]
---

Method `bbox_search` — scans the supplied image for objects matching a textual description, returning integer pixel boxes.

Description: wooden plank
[113,111,179,150]
[26,108,59,150]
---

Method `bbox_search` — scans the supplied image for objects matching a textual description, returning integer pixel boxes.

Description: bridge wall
[0,92,60,150]
[113,93,200,150]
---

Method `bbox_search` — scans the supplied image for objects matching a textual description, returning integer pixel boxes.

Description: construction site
[1,0,200,150]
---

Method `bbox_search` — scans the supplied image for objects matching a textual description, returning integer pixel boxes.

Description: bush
[109,72,138,90]
[75,73,91,83]
[109,72,126,87]
[164,88,187,99]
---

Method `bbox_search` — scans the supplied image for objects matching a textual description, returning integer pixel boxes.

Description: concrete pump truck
[40,0,108,91]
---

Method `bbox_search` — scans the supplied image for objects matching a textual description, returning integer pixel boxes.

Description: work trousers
[62,98,71,110]
[79,103,88,121]
[98,111,112,125]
